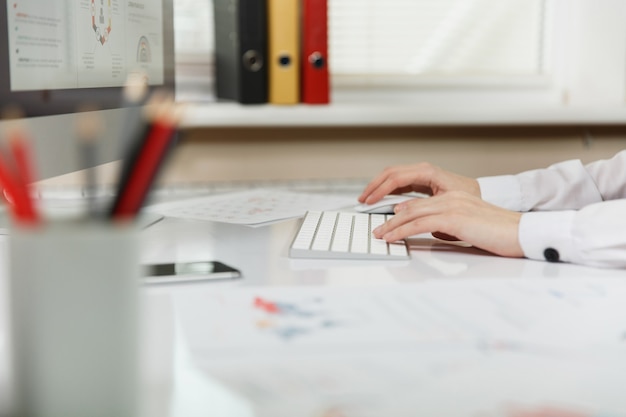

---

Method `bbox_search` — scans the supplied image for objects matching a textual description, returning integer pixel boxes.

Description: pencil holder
[7,222,140,417]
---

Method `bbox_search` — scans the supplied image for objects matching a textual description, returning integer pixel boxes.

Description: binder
[301,0,330,104]
[213,0,268,104]
[267,0,300,104]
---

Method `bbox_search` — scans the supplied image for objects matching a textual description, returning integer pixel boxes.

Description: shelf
[181,101,626,128]
[175,81,626,128]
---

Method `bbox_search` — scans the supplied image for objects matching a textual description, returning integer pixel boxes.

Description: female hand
[373,191,524,258]
[358,162,481,205]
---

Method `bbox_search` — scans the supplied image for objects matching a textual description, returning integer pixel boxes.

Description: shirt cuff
[477,175,523,211]
[518,211,577,263]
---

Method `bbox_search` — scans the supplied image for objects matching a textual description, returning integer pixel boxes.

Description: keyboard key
[289,211,410,260]
[351,214,370,254]
[291,210,322,250]
[311,211,337,251]
[330,212,353,253]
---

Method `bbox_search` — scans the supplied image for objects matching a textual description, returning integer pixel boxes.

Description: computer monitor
[0,0,175,180]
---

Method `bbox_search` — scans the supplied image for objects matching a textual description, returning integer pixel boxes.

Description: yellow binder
[268,0,300,104]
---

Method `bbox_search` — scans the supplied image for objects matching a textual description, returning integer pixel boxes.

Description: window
[174,0,626,114]
[329,0,546,80]
[174,0,213,63]
[175,0,547,81]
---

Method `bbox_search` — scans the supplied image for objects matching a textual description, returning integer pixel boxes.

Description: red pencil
[111,97,182,220]
[9,129,37,187]
[0,112,40,225]
[0,149,38,225]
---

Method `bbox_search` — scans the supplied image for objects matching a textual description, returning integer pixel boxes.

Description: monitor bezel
[0,0,176,117]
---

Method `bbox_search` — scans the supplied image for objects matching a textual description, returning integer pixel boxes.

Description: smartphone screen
[143,261,241,284]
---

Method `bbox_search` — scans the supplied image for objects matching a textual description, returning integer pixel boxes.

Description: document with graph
[174,278,626,417]
[145,188,356,226]
[177,278,626,356]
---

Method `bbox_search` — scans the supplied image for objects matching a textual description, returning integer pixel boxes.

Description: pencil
[0,149,27,221]
[8,129,36,188]
[110,94,182,221]
[111,86,160,214]
[109,91,165,218]
[2,107,37,186]
[75,107,103,218]
[1,108,40,225]
[0,149,39,225]
[119,72,149,161]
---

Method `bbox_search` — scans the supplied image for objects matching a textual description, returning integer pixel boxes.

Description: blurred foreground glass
[8,222,140,417]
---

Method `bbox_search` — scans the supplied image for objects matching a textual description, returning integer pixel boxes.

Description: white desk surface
[140,215,626,417]
[2,199,626,417]
[139,215,626,284]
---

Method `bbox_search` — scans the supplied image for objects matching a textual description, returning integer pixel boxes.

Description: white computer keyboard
[289,210,410,260]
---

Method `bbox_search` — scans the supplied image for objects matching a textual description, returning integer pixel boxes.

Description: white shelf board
[181,101,626,128]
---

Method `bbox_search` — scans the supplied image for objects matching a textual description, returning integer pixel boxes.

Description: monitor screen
[0,0,175,180]
[0,0,175,115]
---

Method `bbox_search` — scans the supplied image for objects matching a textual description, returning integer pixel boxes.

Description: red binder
[301,0,330,104]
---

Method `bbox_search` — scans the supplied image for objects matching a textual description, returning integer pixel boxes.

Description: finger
[381,215,443,243]
[363,179,406,204]
[358,174,390,203]
[359,166,417,203]
[372,199,437,238]
[374,195,452,240]
[358,166,405,202]
[362,168,428,204]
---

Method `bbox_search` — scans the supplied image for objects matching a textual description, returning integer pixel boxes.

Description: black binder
[213,0,268,104]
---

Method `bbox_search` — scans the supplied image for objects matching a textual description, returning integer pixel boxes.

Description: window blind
[174,0,547,79]
[329,0,547,77]
[174,0,214,59]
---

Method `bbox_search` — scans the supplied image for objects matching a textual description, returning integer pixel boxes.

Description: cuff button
[544,247,560,263]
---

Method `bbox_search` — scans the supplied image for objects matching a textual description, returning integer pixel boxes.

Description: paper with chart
[177,278,626,356]
[174,278,626,417]
[145,188,357,226]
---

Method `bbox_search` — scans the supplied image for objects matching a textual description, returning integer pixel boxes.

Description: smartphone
[143,261,241,285]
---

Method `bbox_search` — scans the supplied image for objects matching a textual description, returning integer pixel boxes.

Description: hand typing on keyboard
[358,162,524,259]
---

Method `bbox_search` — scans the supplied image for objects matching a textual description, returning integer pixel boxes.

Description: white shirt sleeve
[519,201,626,268]
[477,150,626,268]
